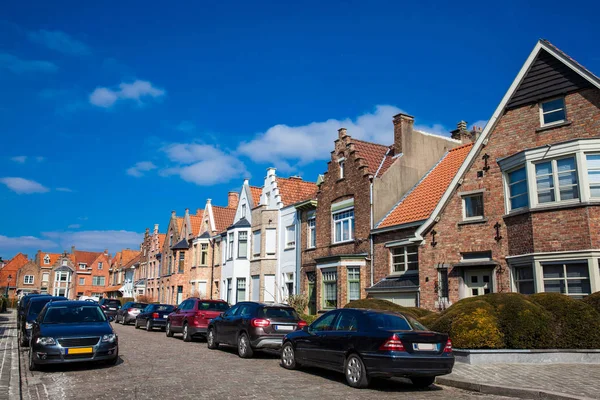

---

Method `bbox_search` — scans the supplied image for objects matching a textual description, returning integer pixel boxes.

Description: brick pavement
[0,309,19,400]
[20,322,515,400]
[443,363,600,399]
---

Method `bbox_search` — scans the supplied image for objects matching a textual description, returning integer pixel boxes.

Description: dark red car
[166,298,229,342]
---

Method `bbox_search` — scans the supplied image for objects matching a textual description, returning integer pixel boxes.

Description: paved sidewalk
[0,309,19,400]
[438,362,600,399]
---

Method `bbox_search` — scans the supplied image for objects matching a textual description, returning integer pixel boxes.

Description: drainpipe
[295,209,301,296]
[369,181,374,287]
[209,237,216,299]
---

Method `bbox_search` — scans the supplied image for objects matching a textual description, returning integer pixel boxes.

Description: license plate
[162,315,167,318]
[275,325,294,331]
[66,347,93,355]
[413,343,438,351]
[109,308,116,310]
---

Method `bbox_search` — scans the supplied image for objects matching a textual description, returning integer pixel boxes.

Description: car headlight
[102,334,116,343]
[25,322,33,330]
[36,337,56,345]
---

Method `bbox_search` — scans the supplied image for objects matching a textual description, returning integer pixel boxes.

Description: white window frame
[241,203,247,218]
[512,265,535,295]
[24,275,34,285]
[285,225,296,249]
[200,243,208,265]
[338,158,346,179]
[586,153,600,198]
[332,207,354,244]
[539,97,566,127]
[505,165,529,212]
[461,192,484,221]
[390,245,419,275]
[347,267,360,302]
[237,231,248,259]
[541,261,591,298]
[98,262,103,270]
[41,272,49,282]
[227,232,234,260]
[533,155,579,205]
[253,230,261,256]
[78,263,87,270]
[307,217,316,248]
[43,255,50,265]
[79,277,85,285]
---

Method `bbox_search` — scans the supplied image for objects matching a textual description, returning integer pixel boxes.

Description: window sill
[458,218,489,226]
[336,178,345,183]
[237,257,248,260]
[331,240,354,247]
[284,246,296,251]
[536,120,572,132]
[389,271,419,277]
[503,200,597,218]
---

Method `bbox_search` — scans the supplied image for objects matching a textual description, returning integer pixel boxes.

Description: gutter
[370,180,374,287]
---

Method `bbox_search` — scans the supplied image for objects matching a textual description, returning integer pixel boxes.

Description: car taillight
[297,320,308,328]
[127,308,133,313]
[444,338,452,353]
[379,334,405,351]
[101,305,107,309]
[251,318,270,328]
[152,312,159,318]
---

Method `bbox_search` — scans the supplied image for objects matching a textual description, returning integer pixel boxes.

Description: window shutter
[266,229,277,254]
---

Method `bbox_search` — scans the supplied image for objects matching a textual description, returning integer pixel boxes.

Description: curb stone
[436,376,593,400]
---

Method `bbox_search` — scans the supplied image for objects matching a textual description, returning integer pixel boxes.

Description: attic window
[241,203,247,218]
[43,254,50,265]
[339,159,345,179]
[540,98,566,126]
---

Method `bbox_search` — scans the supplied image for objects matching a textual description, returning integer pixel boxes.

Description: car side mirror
[302,325,310,333]
[220,312,225,318]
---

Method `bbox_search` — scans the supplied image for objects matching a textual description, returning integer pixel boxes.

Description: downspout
[369,180,374,287]
[295,208,301,296]
[209,237,216,299]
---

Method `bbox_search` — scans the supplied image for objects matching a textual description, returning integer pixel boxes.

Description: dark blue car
[280,308,454,389]
[135,304,175,331]
[19,296,66,347]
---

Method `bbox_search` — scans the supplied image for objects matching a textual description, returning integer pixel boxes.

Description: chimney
[196,208,202,215]
[393,113,414,156]
[154,224,159,234]
[338,128,347,140]
[171,210,176,218]
[228,192,239,209]
[185,208,190,216]
[104,249,108,255]
[451,121,473,144]
[71,245,75,254]
[471,125,483,141]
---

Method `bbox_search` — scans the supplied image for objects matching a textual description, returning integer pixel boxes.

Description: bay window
[227,232,234,260]
[542,262,590,299]
[201,243,208,265]
[534,157,578,204]
[347,267,360,301]
[508,167,529,210]
[391,245,418,274]
[322,269,337,309]
[238,231,248,259]
[586,154,600,198]
[513,266,535,294]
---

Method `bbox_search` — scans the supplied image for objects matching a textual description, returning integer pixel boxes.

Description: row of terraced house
[3,40,600,313]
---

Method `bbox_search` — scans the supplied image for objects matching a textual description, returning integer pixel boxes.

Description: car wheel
[183,324,192,342]
[134,320,140,329]
[281,342,299,370]
[28,349,38,371]
[146,320,152,331]
[122,317,128,326]
[207,328,219,349]
[237,333,254,358]
[411,376,436,389]
[345,354,370,389]
[166,321,174,337]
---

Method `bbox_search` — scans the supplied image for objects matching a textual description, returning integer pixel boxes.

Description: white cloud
[56,187,73,192]
[28,29,91,55]
[67,224,81,229]
[0,52,58,74]
[237,105,453,172]
[0,234,56,255]
[126,161,157,177]
[0,177,49,194]
[89,80,165,108]
[11,156,27,163]
[42,230,143,253]
[161,143,248,186]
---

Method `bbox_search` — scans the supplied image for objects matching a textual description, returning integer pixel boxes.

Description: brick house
[2,253,31,297]
[158,212,185,304]
[299,122,459,314]
[106,249,139,298]
[72,249,110,299]
[16,260,41,296]
[145,224,165,302]
[249,168,318,303]
[133,227,153,300]
[190,192,238,300]
[389,40,600,311]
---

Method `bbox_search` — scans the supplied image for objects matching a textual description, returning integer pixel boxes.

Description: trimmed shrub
[582,292,600,315]
[301,314,318,325]
[120,297,134,306]
[344,298,420,319]
[288,294,309,315]
[530,293,600,349]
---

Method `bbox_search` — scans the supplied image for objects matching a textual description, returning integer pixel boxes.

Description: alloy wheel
[346,357,361,384]
[146,320,152,331]
[281,343,296,369]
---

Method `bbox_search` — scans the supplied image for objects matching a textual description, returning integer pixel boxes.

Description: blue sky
[1,0,599,258]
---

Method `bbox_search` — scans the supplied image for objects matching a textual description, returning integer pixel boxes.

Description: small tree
[287,294,309,314]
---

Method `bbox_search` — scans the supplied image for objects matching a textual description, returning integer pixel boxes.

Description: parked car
[18,294,49,326]
[116,302,148,325]
[280,308,454,389]
[135,304,175,331]
[166,298,229,342]
[19,296,67,347]
[207,302,305,358]
[98,298,122,319]
[28,300,119,370]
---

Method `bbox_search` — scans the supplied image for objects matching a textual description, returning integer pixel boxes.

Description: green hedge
[300,314,318,324]
[344,298,435,320]
[582,292,600,315]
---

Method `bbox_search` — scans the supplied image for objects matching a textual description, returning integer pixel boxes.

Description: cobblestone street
[19,321,517,400]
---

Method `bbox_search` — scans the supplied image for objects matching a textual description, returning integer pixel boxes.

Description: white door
[371,292,417,307]
[465,270,493,297]
[197,281,207,298]
[264,275,275,303]
[251,276,260,301]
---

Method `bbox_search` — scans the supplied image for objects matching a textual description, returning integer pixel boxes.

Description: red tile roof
[250,186,262,207]
[276,177,318,205]
[377,144,473,228]
[212,206,237,233]
[157,234,166,250]
[0,253,28,284]
[39,252,62,267]
[123,252,142,269]
[350,138,393,177]
[189,214,203,236]
[120,249,139,266]
[175,217,184,232]
[73,250,102,267]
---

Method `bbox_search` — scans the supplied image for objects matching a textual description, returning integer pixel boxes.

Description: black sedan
[135,304,175,331]
[19,296,66,347]
[29,301,119,370]
[18,294,49,325]
[280,308,454,389]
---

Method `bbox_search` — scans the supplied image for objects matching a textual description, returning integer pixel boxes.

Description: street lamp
[5,274,12,296]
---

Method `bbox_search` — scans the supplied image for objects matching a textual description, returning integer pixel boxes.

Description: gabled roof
[175,217,184,232]
[189,214,203,236]
[157,234,166,250]
[415,39,600,240]
[73,250,102,266]
[229,217,251,229]
[123,252,142,269]
[377,144,473,229]
[120,249,139,266]
[349,138,393,176]
[171,238,190,250]
[212,205,236,233]
[39,252,62,266]
[250,186,262,207]
[1,253,28,275]
[276,176,318,205]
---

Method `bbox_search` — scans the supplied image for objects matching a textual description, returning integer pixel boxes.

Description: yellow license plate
[66,347,93,354]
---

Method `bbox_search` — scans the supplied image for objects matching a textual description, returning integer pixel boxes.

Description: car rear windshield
[258,307,299,319]
[153,305,175,312]
[43,305,107,324]
[367,312,412,331]
[28,299,51,315]
[131,303,147,309]
[105,300,120,306]
[197,302,229,311]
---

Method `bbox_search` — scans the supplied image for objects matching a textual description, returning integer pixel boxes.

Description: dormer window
[339,159,346,179]
[540,97,566,126]
[241,203,247,218]
[79,263,87,270]
[43,254,50,265]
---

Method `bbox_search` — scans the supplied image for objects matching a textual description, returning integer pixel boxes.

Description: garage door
[370,292,417,307]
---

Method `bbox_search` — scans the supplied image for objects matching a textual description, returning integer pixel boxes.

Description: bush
[287,294,309,314]
[344,298,421,319]
[530,293,600,349]
[582,292,600,315]
[136,295,152,303]
[300,314,318,325]
[120,297,134,306]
